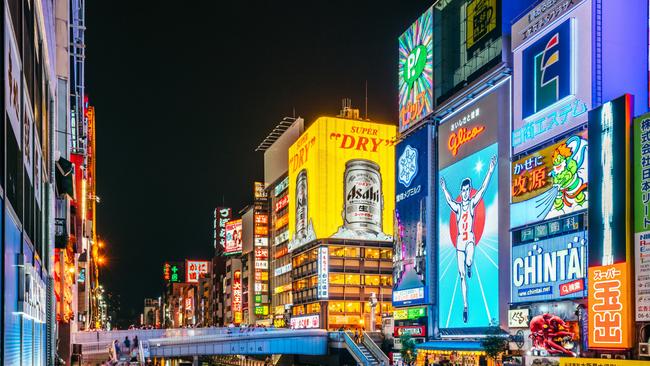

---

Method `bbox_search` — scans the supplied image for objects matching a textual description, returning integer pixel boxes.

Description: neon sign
[447,125,485,156]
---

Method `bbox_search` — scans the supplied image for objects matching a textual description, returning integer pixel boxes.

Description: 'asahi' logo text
[347,185,380,203]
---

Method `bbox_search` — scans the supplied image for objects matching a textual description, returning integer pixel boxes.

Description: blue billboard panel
[511,230,588,303]
[438,143,499,328]
[394,126,431,307]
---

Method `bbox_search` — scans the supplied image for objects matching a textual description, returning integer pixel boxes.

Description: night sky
[85,1,430,322]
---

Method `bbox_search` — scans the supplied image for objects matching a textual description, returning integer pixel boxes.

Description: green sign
[254,294,262,304]
[255,306,269,316]
[403,45,427,87]
[407,307,426,319]
[635,113,650,233]
[170,265,180,283]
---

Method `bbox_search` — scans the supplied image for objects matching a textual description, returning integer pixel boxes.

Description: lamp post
[369,292,378,332]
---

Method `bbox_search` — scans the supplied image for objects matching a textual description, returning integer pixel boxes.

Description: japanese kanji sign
[588,263,632,349]
[511,131,588,228]
[185,260,209,284]
[214,207,231,249]
[634,112,650,321]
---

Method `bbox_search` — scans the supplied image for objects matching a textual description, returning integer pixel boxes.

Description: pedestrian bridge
[72,327,329,363]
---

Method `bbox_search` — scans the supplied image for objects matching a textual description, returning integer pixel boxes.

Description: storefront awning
[56,157,75,199]
[417,340,484,351]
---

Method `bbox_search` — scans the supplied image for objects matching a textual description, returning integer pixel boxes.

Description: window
[306,303,321,314]
[309,276,318,287]
[345,274,360,285]
[292,305,305,316]
[345,247,360,257]
[328,301,361,314]
[329,274,345,285]
[330,246,360,258]
[380,275,392,286]
[330,246,345,257]
[364,275,380,286]
[365,249,380,259]
[380,249,393,259]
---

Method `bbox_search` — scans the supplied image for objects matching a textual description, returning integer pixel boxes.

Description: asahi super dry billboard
[288,117,396,252]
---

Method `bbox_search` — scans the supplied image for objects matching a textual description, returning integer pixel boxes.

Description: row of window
[292,301,393,316]
[292,246,393,268]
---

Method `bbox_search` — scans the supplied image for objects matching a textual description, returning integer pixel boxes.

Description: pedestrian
[354,329,360,344]
[133,336,139,351]
[424,356,430,366]
[123,336,131,352]
[113,339,120,357]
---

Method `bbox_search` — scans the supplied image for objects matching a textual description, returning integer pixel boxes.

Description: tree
[400,333,417,365]
[481,320,508,363]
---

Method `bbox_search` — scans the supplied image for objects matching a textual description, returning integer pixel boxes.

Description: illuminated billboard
[433,0,502,105]
[510,131,588,228]
[214,207,231,249]
[587,95,633,349]
[287,117,396,252]
[233,270,242,324]
[511,231,587,303]
[587,95,632,267]
[527,301,583,357]
[438,143,499,328]
[185,260,209,284]
[224,219,243,256]
[398,6,433,132]
[437,80,509,170]
[393,125,432,307]
[634,112,650,321]
[512,2,592,154]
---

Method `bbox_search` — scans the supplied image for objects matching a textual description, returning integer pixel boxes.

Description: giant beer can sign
[342,159,383,234]
[288,117,395,251]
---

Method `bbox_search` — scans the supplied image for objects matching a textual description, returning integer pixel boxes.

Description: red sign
[163,263,171,281]
[447,126,485,156]
[185,260,209,283]
[233,270,242,324]
[255,214,268,225]
[275,195,289,212]
[394,325,426,338]
[559,279,584,296]
[255,247,269,260]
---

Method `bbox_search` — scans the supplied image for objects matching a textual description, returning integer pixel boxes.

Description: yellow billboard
[288,117,396,252]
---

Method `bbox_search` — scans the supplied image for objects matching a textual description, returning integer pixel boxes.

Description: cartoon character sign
[511,133,588,228]
[438,143,499,328]
[529,313,577,356]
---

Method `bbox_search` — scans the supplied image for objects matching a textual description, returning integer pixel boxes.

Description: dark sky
[85,1,430,321]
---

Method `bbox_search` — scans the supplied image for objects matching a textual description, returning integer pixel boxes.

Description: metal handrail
[341,331,371,366]
[362,332,389,366]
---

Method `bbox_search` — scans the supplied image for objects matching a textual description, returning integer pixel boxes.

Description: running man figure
[440,155,497,323]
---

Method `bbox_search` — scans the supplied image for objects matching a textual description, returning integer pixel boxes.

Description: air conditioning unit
[640,343,650,357]
[600,354,612,359]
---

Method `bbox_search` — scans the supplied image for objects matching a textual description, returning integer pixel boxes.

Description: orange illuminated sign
[447,126,485,156]
[275,214,289,230]
[255,225,268,236]
[588,262,632,349]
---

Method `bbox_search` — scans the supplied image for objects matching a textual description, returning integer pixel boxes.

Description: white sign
[290,314,320,329]
[255,237,268,247]
[274,263,292,277]
[274,177,289,196]
[393,287,425,303]
[19,261,46,323]
[636,231,650,321]
[317,247,329,299]
[255,260,268,270]
[275,230,289,246]
[508,308,530,328]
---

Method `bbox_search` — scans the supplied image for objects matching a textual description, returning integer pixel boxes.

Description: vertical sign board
[587,95,633,349]
[634,112,650,321]
[214,207,232,249]
[393,125,431,307]
[398,6,433,132]
[511,1,592,154]
[317,246,328,299]
[233,270,242,325]
[437,81,508,328]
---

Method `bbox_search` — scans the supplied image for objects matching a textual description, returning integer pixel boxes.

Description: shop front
[416,341,489,366]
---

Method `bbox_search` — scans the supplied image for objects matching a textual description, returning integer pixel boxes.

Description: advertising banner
[588,263,632,349]
[394,325,426,338]
[274,177,289,196]
[398,6,433,132]
[508,308,529,328]
[317,246,329,299]
[287,117,396,252]
[511,231,587,303]
[438,80,508,169]
[634,112,650,321]
[233,270,242,324]
[433,0,502,105]
[438,143,499,328]
[185,260,209,283]
[527,301,581,357]
[224,219,243,255]
[587,95,632,267]
[4,13,21,145]
[511,131,588,229]
[394,125,431,307]
[512,2,592,154]
[214,207,231,249]
[290,314,319,329]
